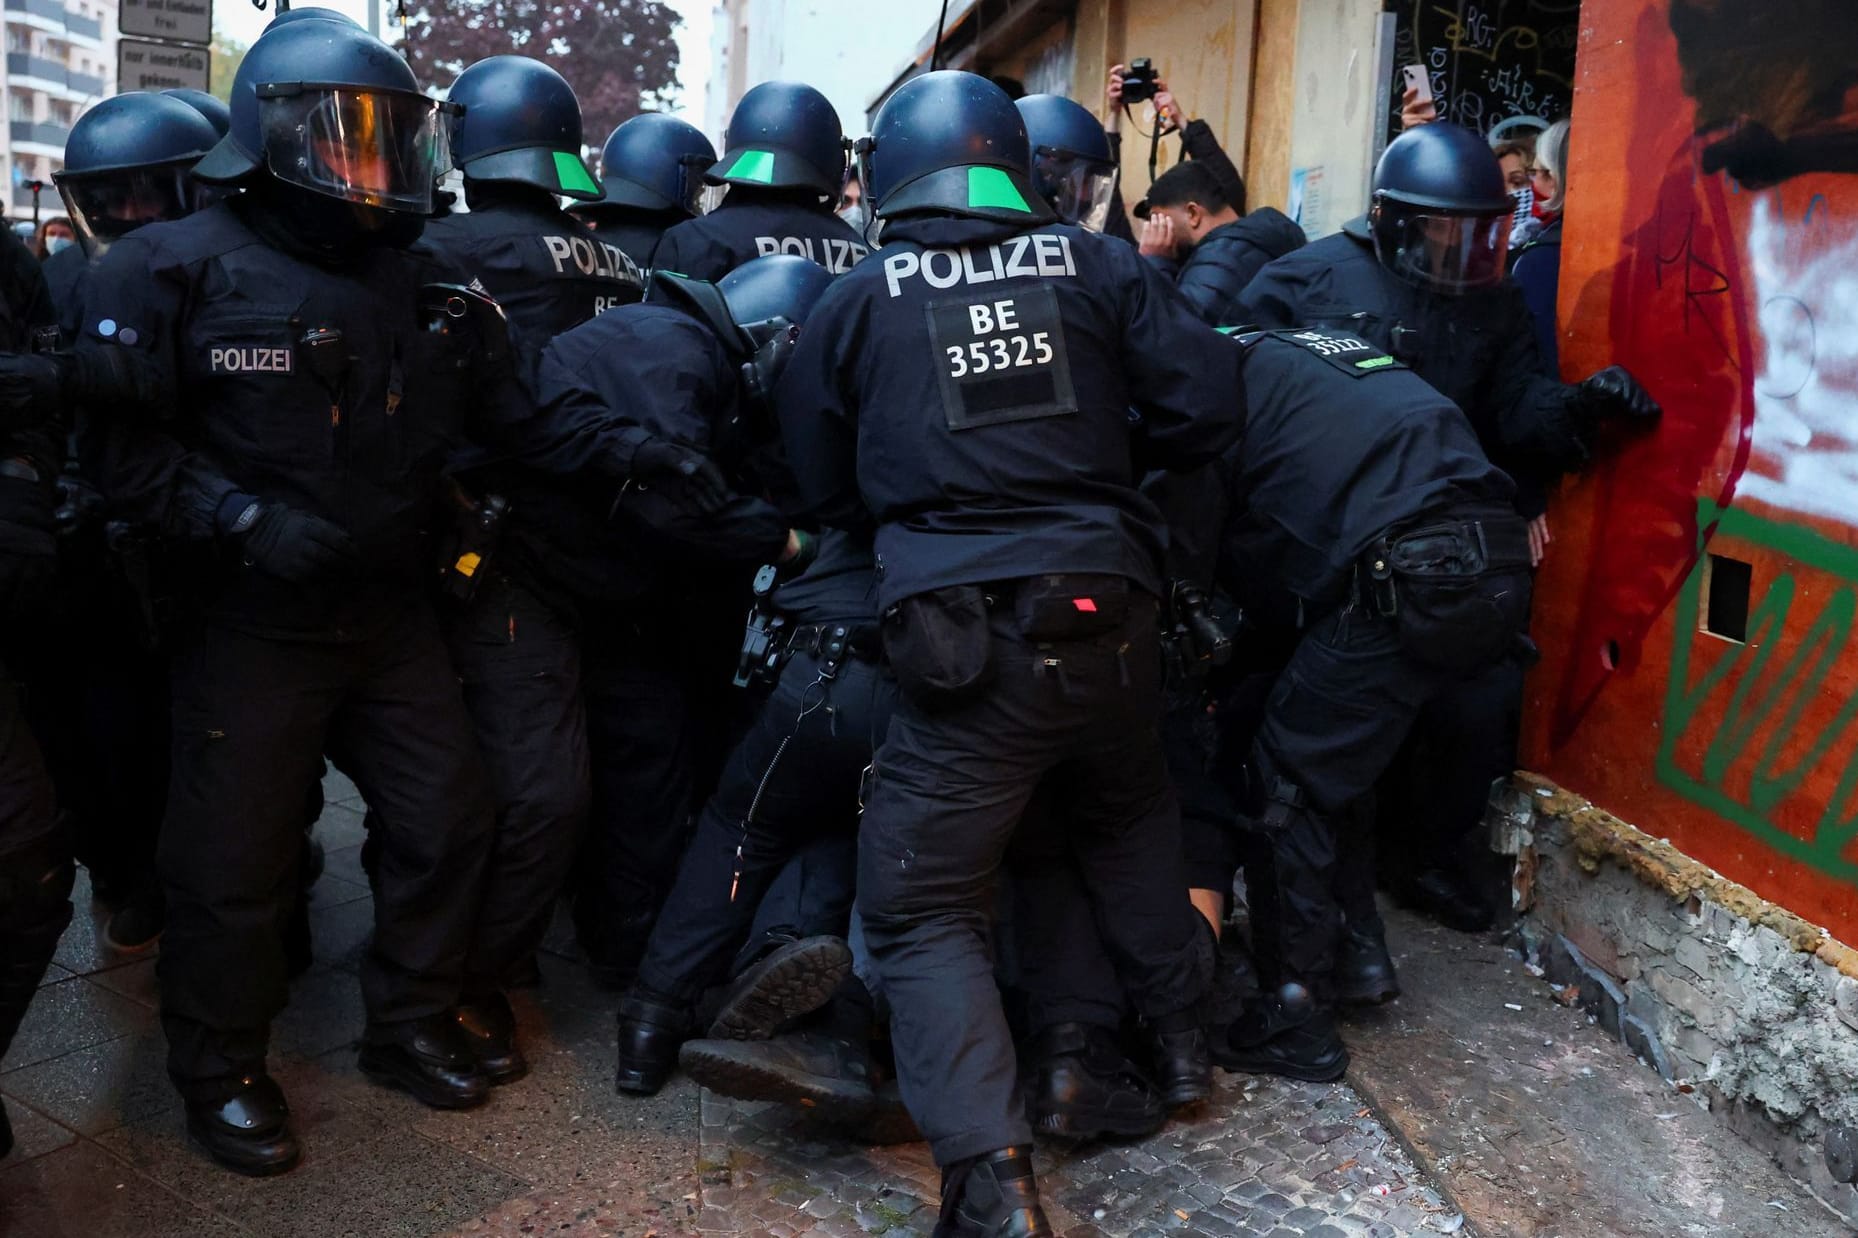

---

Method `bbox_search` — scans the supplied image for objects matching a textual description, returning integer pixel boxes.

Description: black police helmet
[192,18,431,187]
[718,254,835,334]
[162,88,231,138]
[61,91,219,177]
[1371,121,1510,214]
[1015,94,1111,165]
[861,71,1052,224]
[268,5,362,27]
[592,112,717,215]
[710,81,846,195]
[447,55,601,200]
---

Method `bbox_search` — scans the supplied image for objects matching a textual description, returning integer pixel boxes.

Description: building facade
[3,0,115,223]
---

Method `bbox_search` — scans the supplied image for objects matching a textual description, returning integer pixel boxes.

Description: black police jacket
[40,243,86,336]
[1239,228,1586,516]
[567,204,686,273]
[77,197,654,641]
[0,228,60,569]
[419,193,644,350]
[778,213,1247,608]
[1213,328,1514,616]
[418,193,648,612]
[651,191,869,282]
[1146,208,1306,327]
[537,301,790,570]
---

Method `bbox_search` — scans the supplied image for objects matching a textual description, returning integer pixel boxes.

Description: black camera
[1121,58,1159,104]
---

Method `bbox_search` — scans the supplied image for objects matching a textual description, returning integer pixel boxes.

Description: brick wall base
[1491,774,1858,1226]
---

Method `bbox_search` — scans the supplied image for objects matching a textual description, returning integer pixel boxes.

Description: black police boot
[616,991,692,1096]
[1145,1008,1212,1109]
[182,1072,301,1177]
[454,992,527,1085]
[358,1013,490,1110]
[1334,923,1401,1006]
[1028,1022,1165,1141]
[1397,866,1494,933]
[936,1147,1053,1238]
[704,934,852,1040]
[105,886,165,953]
[679,1025,878,1120]
[1214,983,1349,1083]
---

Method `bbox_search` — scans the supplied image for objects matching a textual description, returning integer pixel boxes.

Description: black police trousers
[0,660,74,1071]
[445,571,590,994]
[858,586,1209,1167]
[157,604,494,1089]
[636,643,893,1003]
[1242,574,1528,995]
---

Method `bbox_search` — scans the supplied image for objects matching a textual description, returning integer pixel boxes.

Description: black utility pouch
[884,584,996,709]
[1381,516,1529,676]
[1013,573,1129,642]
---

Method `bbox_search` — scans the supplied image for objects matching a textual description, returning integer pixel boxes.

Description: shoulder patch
[1272,328,1406,377]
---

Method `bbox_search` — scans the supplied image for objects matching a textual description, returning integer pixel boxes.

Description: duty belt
[784,621,882,678]
[1360,512,1532,618]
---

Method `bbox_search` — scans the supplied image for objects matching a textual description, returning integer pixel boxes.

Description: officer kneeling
[780,72,1246,1237]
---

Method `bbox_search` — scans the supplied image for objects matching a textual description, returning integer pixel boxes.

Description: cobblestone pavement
[696,1071,1461,1237]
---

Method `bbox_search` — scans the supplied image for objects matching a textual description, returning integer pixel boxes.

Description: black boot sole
[678,1040,874,1121]
[706,937,851,1041]
[1336,982,1401,1007]
[1033,1102,1167,1142]
[1158,1077,1212,1108]
[478,1053,529,1086]
[1213,1047,1350,1084]
[357,1047,490,1110]
[616,1062,674,1096]
[184,1115,302,1177]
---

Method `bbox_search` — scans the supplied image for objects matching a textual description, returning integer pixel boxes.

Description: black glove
[0,353,69,426]
[1578,365,1661,425]
[775,528,819,579]
[225,500,359,584]
[632,439,731,517]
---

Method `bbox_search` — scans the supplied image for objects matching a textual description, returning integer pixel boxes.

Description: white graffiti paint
[1739,196,1858,523]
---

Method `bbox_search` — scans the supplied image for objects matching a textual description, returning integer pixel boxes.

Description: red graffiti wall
[1523,0,1858,940]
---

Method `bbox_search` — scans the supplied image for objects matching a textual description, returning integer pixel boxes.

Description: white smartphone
[1402,64,1433,104]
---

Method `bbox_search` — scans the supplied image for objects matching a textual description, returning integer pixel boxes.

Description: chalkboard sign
[1384,0,1580,143]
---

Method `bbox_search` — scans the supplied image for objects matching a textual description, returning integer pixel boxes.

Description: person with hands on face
[1132,159,1305,327]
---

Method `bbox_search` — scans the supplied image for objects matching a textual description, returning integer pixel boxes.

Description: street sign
[119,0,211,47]
[117,37,210,93]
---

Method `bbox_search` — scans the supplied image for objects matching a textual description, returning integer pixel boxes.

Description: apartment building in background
[3,0,115,222]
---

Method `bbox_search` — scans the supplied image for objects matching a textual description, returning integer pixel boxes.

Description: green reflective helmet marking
[1355,355,1396,370]
[554,151,601,195]
[724,149,777,184]
[967,166,1031,212]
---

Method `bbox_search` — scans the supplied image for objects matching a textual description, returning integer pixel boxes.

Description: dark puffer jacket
[1148,207,1307,327]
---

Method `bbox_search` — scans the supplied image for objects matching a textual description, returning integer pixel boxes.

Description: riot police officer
[650,80,868,280]
[779,71,1245,1236]
[163,88,231,137]
[0,198,66,1165]
[1014,94,1121,234]
[570,112,717,269]
[411,53,651,1081]
[1239,122,1659,970]
[597,255,887,1100]
[70,17,722,1177]
[35,92,223,953]
[534,253,817,990]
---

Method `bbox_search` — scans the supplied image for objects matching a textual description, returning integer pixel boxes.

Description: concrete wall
[1493,775,1858,1224]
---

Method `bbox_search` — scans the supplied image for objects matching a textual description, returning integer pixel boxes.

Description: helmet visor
[57,163,208,256]
[1374,206,1512,293]
[256,83,459,212]
[1034,148,1117,232]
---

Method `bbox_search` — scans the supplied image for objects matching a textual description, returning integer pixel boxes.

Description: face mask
[45,235,75,255]
[837,202,867,235]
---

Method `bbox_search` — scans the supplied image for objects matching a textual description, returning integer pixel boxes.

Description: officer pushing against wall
[651,80,869,280]
[779,71,1247,1237]
[571,111,717,270]
[66,16,727,1177]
